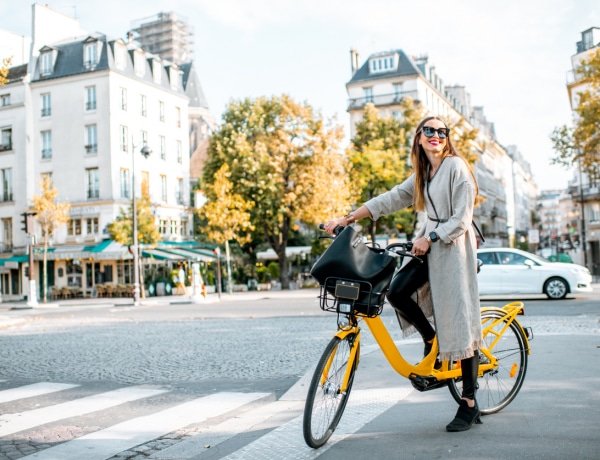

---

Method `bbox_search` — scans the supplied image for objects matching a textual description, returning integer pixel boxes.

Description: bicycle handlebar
[318,224,421,261]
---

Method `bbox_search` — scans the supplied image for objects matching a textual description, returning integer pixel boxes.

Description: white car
[477,247,593,299]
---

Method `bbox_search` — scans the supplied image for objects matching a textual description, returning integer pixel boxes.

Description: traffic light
[20,212,37,234]
[20,213,27,232]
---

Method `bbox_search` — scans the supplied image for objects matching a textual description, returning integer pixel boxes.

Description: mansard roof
[179,62,210,109]
[30,34,188,96]
[347,49,422,84]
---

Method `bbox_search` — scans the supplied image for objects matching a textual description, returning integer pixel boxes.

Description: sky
[3,0,599,191]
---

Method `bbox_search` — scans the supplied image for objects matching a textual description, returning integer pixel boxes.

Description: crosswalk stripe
[222,387,412,460]
[0,382,79,404]
[22,392,270,460]
[149,399,305,459]
[0,386,167,437]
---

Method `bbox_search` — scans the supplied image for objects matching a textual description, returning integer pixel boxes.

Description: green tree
[32,176,70,303]
[347,100,425,243]
[107,180,160,296]
[108,179,160,246]
[551,49,600,179]
[201,95,355,289]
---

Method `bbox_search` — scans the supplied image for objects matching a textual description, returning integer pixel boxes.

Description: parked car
[477,247,593,299]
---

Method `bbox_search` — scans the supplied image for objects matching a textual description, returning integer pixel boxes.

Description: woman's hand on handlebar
[411,237,430,256]
[323,217,348,235]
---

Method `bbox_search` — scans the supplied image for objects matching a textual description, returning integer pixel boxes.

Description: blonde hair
[410,116,479,211]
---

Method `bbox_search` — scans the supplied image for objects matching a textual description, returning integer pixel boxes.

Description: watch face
[429,231,439,242]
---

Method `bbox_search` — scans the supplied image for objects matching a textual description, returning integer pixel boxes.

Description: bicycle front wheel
[448,310,528,414]
[303,333,358,448]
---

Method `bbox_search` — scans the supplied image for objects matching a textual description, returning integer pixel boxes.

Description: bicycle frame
[332,301,530,388]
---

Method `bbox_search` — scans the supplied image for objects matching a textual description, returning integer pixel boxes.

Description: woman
[324,116,484,432]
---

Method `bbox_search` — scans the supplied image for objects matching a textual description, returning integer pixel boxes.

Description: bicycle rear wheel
[303,333,358,448]
[448,310,528,414]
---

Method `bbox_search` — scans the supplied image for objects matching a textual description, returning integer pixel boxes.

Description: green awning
[0,255,29,265]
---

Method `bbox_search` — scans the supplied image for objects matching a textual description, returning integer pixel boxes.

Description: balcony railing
[568,185,600,201]
[347,90,420,111]
[85,144,98,153]
[0,144,12,152]
[0,242,12,253]
[41,108,51,117]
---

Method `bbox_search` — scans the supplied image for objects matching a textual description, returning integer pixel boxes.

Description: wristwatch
[429,231,439,243]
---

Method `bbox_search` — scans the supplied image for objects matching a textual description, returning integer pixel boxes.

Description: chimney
[350,48,359,76]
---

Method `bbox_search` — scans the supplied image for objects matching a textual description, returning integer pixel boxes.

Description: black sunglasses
[420,126,449,139]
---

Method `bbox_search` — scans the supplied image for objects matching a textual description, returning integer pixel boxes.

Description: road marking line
[0,386,166,437]
[222,387,412,460]
[0,382,79,404]
[150,399,304,459]
[22,392,269,460]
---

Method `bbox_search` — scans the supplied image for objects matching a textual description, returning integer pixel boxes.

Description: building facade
[0,4,216,301]
[345,49,537,246]
[565,27,600,275]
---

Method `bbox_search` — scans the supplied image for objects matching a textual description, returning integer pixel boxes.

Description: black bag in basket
[310,226,397,313]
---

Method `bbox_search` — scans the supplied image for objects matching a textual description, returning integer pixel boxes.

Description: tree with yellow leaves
[201,95,355,289]
[32,176,70,303]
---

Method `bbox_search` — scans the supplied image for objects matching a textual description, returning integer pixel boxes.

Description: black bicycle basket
[311,226,397,317]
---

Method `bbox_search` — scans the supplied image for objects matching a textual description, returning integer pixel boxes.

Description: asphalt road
[0,288,598,459]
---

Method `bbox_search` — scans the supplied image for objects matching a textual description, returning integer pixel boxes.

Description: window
[0,94,10,107]
[0,128,12,151]
[180,220,187,236]
[363,87,373,103]
[41,93,51,116]
[41,172,53,184]
[159,135,166,160]
[170,220,178,235]
[86,86,96,110]
[159,219,168,234]
[176,140,182,164]
[134,52,145,77]
[369,55,397,74]
[477,252,498,265]
[120,87,127,111]
[84,42,98,68]
[159,101,165,122]
[140,130,147,147]
[120,168,130,198]
[67,219,82,236]
[393,83,404,100]
[86,168,99,199]
[120,126,128,152]
[1,168,12,202]
[176,178,183,205]
[175,106,181,127]
[583,31,593,50]
[41,130,52,158]
[114,42,126,69]
[498,252,529,266]
[153,59,162,84]
[86,217,99,234]
[85,125,97,153]
[140,94,147,116]
[160,175,167,201]
[1,218,12,253]
[40,52,53,75]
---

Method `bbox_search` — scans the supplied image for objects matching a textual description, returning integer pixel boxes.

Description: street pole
[577,159,588,268]
[131,140,152,306]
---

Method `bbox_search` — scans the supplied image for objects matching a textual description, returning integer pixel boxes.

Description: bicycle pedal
[409,374,447,392]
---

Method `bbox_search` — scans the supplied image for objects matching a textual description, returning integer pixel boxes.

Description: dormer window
[169,65,179,91]
[152,59,162,84]
[40,51,53,76]
[114,41,126,69]
[84,41,99,69]
[134,51,146,77]
[369,54,398,74]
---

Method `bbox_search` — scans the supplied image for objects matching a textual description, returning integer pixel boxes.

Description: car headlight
[569,267,590,275]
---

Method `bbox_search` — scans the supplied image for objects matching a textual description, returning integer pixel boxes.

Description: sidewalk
[0,288,323,328]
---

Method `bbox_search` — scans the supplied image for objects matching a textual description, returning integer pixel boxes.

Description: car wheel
[544,277,568,299]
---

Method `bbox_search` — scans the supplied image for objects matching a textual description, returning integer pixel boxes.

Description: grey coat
[364,156,484,361]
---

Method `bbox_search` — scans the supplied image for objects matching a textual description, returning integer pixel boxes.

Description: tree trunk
[279,252,289,290]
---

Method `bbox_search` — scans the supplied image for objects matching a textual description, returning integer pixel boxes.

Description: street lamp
[132,142,152,306]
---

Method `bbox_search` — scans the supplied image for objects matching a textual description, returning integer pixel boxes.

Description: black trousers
[387,254,478,400]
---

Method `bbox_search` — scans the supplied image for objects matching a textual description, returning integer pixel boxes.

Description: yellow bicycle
[303,239,532,449]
